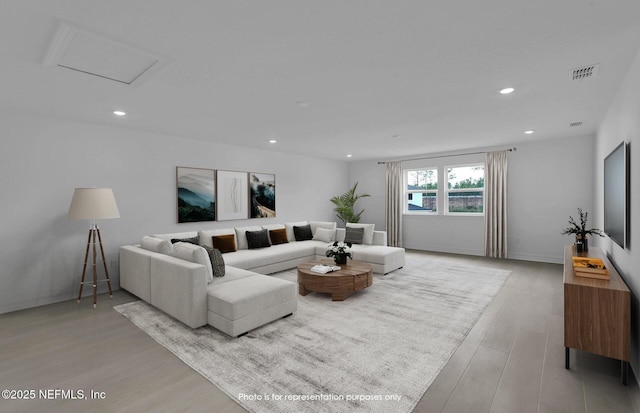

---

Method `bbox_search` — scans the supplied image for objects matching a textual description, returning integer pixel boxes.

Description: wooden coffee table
[297,259,373,301]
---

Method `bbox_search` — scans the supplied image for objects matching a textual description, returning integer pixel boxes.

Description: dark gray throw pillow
[344,226,365,244]
[203,245,225,277]
[246,229,271,249]
[293,224,313,241]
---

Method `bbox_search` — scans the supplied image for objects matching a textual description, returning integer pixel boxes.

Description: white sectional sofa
[120,221,404,337]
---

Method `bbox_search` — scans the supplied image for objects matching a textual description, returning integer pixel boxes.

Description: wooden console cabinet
[563,245,630,384]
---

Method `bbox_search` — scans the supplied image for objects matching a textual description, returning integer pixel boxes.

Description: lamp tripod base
[77,225,113,308]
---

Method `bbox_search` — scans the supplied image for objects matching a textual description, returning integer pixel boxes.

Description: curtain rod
[377,147,516,165]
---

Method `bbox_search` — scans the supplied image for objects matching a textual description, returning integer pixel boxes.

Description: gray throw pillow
[246,229,271,249]
[203,246,225,277]
[344,226,365,244]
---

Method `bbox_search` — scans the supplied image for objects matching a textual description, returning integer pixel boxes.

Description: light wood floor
[1,250,638,413]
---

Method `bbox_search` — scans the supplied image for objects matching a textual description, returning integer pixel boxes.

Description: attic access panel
[44,23,168,86]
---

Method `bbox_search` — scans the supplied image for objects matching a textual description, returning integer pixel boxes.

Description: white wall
[508,135,595,263]
[0,110,348,314]
[595,48,640,375]
[349,134,595,263]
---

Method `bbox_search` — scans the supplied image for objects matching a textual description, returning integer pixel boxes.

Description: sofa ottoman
[351,245,405,274]
[207,274,297,337]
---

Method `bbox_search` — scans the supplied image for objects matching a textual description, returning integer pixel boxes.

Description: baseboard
[403,242,484,257]
[403,243,562,264]
[507,252,563,264]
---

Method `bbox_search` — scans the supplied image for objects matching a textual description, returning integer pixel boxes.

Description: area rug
[114,259,510,413]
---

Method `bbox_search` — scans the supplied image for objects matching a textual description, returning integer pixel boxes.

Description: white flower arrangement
[325,241,353,259]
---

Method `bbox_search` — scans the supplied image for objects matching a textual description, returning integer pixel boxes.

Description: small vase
[576,236,589,252]
[334,254,347,265]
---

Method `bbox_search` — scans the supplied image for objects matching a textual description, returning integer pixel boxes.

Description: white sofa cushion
[234,226,263,250]
[151,231,198,241]
[285,221,308,242]
[261,223,285,231]
[309,221,337,236]
[312,227,335,243]
[141,236,173,255]
[198,229,235,249]
[171,242,213,283]
[209,265,255,286]
[223,241,321,269]
[346,223,375,245]
[207,274,296,321]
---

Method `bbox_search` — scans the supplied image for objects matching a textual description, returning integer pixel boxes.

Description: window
[446,164,484,214]
[405,168,437,213]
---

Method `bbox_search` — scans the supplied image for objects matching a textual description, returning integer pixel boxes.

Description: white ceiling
[2,1,640,161]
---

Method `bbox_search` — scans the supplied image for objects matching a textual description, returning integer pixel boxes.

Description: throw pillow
[246,229,271,249]
[346,223,375,245]
[198,229,234,248]
[285,221,308,242]
[309,221,337,236]
[312,227,335,243]
[293,224,313,241]
[269,228,289,245]
[170,236,199,245]
[344,226,365,244]
[234,225,263,250]
[140,236,173,255]
[170,242,213,283]
[203,246,225,277]
[212,234,237,253]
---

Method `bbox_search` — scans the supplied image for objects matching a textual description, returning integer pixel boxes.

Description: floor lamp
[68,188,120,308]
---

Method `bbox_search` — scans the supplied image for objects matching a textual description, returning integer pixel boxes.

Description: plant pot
[334,254,348,265]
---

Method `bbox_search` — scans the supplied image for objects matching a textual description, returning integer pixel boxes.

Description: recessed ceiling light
[524,130,535,134]
[499,87,515,94]
[296,101,309,107]
[346,154,353,158]
[268,139,277,144]
[392,134,402,139]
[113,110,126,116]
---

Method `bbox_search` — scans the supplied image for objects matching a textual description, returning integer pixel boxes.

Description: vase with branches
[561,208,604,252]
[330,182,370,224]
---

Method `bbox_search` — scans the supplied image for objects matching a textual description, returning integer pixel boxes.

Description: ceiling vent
[43,22,169,86]
[569,121,583,127]
[570,64,599,81]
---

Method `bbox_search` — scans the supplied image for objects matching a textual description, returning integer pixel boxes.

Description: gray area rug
[114,258,510,413]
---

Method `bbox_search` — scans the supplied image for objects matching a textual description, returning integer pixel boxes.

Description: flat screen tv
[603,141,630,248]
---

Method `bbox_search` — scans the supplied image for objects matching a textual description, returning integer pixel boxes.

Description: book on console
[572,256,608,275]
[574,270,610,280]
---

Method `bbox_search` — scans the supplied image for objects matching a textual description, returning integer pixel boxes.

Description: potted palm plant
[330,182,370,224]
[561,208,604,252]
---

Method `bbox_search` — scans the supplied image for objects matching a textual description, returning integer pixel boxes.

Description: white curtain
[385,161,403,247]
[484,151,508,258]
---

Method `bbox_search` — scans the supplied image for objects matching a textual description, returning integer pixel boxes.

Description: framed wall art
[176,167,216,223]
[216,170,249,221]
[250,172,276,218]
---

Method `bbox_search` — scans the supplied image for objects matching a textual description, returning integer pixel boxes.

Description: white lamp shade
[68,188,120,220]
